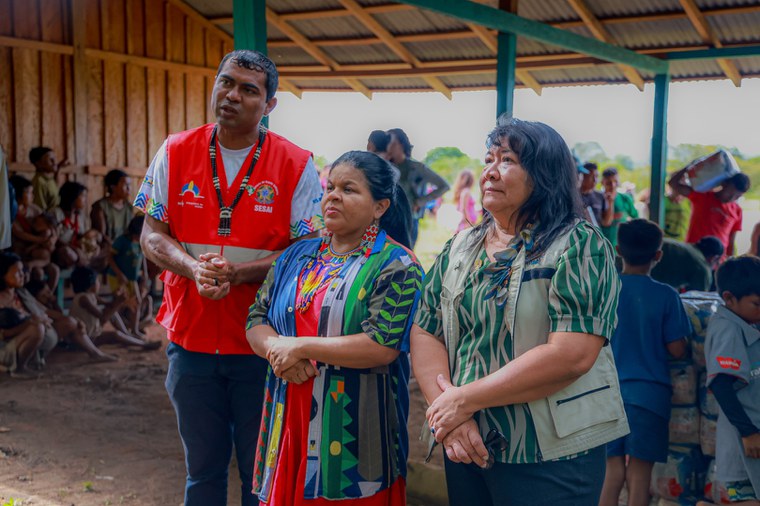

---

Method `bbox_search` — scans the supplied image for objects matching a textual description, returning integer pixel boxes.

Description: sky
[269,77,760,166]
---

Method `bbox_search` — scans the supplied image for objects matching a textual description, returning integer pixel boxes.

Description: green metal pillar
[496,31,517,118]
[233,0,267,53]
[649,73,670,226]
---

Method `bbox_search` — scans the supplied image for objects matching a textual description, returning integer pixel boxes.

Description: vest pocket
[547,378,624,438]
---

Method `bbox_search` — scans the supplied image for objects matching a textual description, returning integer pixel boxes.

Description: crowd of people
[2,48,760,506]
[1,153,160,378]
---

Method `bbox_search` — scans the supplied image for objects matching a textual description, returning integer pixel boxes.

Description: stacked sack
[650,291,724,505]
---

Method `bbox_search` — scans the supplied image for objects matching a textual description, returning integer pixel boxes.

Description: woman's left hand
[427,375,475,443]
[267,336,303,375]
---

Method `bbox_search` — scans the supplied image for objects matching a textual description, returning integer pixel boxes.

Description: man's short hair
[694,236,725,259]
[716,255,760,299]
[368,130,390,153]
[216,50,278,101]
[583,162,598,172]
[29,146,52,165]
[617,219,663,266]
[727,172,751,193]
[602,167,618,178]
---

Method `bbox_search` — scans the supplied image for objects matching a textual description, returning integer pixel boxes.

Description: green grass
[414,215,457,273]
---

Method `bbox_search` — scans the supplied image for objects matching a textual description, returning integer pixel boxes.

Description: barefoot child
[599,219,691,506]
[106,215,152,336]
[68,266,160,351]
[705,256,760,505]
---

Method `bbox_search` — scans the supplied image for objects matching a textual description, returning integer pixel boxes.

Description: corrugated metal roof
[322,43,404,65]
[180,0,760,94]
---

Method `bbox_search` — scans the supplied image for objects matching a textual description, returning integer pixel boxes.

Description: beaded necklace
[209,124,267,236]
[295,221,380,313]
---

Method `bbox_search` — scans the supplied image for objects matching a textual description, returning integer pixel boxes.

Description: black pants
[444,444,607,506]
[166,342,269,506]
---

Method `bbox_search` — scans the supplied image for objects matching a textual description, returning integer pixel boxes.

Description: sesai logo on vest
[178,180,205,209]
[247,180,279,214]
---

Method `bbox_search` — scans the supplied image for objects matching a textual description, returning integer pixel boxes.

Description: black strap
[209,124,267,236]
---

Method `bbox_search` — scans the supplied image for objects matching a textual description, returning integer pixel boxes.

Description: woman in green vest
[411,117,628,505]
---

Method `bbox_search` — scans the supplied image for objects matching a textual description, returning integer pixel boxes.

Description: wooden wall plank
[205,32,222,124]
[102,0,126,53]
[103,0,126,167]
[40,0,65,160]
[0,1,14,158]
[145,0,166,158]
[144,0,165,60]
[166,4,186,134]
[104,60,126,167]
[146,68,167,158]
[84,0,101,49]
[86,59,103,165]
[185,18,205,129]
[126,64,147,166]
[12,0,40,163]
[0,47,14,160]
[126,0,147,167]
[41,52,65,158]
[13,0,40,39]
[126,0,145,56]
[13,48,41,163]
[63,55,75,162]
[40,0,64,43]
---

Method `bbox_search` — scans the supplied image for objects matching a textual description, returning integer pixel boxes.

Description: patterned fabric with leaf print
[247,230,423,501]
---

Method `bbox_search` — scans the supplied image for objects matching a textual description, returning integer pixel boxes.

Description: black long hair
[0,251,22,290]
[471,116,583,255]
[330,150,413,249]
[59,181,87,212]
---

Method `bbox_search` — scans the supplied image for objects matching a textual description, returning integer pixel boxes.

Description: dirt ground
[0,323,444,506]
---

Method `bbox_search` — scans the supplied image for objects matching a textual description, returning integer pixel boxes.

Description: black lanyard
[209,124,267,237]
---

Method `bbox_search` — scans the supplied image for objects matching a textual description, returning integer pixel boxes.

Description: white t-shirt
[134,136,324,240]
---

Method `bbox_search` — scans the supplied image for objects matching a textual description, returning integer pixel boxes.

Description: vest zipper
[555,385,610,405]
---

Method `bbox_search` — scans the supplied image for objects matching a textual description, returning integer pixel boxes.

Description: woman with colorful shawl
[246,150,422,505]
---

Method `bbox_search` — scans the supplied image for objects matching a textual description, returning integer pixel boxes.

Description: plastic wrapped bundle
[680,292,723,369]
[670,363,697,405]
[704,459,731,504]
[650,446,699,501]
[669,406,700,445]
[684,149,741,193]
[699,371,720,418]
[700,416,717,457]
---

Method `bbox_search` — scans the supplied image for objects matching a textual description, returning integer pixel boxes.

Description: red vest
[159,123,311,354]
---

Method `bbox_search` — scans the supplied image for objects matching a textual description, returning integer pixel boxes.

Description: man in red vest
[135,50,323,505]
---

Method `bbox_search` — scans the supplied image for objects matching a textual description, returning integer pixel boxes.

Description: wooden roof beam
[265,7,372,98]
[168,0,302,96]
[566,0,645,90]
[396,0,668,73]
[467,22,542,95]
[336,0,452,99]
[678,0,741,86]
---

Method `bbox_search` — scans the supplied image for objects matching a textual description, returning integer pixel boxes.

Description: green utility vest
[439,223,629,460]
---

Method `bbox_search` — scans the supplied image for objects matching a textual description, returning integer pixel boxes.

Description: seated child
[10,175,60,290]
[68,266,160,351]
[107,216,152,336]
[53,182,106,270]
[600,219,691,506]
[25,279,117,363]
[705,256,760,505]
[0,252,46,379]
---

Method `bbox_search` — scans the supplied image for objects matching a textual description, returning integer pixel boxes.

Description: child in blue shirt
[106,215,152,337]
[704,256,760,505]
[600,219,692,506]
